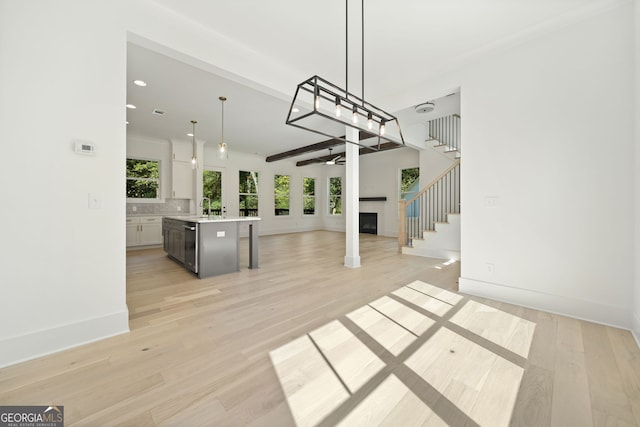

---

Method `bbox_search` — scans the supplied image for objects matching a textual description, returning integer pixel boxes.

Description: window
[126,158,159,199]
[400,167,420,200]
[239,170,259,216]
[303,177,315,215]
[329,177,342,215]
[274,174,290,216]
[203,169,223,215]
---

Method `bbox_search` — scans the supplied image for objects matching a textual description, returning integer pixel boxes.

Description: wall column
[344,127,360,268]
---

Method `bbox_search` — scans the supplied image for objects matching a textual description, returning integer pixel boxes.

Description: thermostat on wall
[74,140,96,155]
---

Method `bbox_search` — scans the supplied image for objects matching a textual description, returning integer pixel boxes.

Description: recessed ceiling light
[126,104,136,109]
[133,80,147,87]
[292,107,300,113]
[187,133,194,137]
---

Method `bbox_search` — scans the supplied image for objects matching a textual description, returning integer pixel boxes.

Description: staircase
[399,114,461,260]
[428,114,461,157]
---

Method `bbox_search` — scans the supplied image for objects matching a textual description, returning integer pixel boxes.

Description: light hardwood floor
[0,231,639,426]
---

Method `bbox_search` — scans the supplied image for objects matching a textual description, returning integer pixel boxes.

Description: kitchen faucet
[200,197,211,216]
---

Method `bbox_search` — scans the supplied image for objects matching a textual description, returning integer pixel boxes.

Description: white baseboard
[403,247,461,261]
[459,277,631,331]
[0,308,129,369]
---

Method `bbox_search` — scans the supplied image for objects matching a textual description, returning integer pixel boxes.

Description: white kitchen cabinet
[170,140,195,199]
[126,216,163,247]
[171,160,193,199]
[172,141,193,163]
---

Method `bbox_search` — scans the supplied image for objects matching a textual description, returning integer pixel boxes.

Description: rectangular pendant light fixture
[286,0,405,150]
[285,75,404,150]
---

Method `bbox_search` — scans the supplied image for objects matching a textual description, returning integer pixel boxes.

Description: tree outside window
[401,167,420,217]
[126,158,159,199]
[203,169,222,214]
[401,167,420,200]
[303,177,315,215]
[239,170,259,216]
[274,174,290,216]
[329,177,342,215]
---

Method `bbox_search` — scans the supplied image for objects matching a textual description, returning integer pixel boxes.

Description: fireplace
[359,212,378,235]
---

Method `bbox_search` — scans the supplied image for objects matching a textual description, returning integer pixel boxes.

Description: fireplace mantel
[359,197,387,202]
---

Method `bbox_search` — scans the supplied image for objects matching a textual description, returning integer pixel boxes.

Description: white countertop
[163,215,261,223]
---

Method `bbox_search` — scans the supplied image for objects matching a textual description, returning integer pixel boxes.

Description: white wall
[420,147,458,189]
[360,148,421,237]
[128,135,336,235]
[127,130,421,241]
[201,146,326,236]
[402,4,635,329]
[0,0,417,369]
[0,0,129,367]
[0,0,306,368]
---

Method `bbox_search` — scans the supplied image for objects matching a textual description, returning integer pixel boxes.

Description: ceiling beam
[265,131,377,162]
[295,142,404,167]
[265,138,343,162]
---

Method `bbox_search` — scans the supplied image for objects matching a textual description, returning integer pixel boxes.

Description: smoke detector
[415,102,435,114]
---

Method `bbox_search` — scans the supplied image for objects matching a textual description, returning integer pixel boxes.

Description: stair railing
[429,114,461,152]
[398,159,461,253]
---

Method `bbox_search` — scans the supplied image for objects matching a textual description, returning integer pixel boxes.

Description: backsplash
[126,199,190,216]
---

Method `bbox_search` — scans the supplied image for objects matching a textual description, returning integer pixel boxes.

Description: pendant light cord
[345,0,348,98]
[361,0,364,107]
[344,0,366,105]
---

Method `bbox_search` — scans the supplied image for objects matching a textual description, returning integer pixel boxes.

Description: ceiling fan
[325,148,345,165]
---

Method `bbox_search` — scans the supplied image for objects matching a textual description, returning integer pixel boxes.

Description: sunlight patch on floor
[337,374,448,427]
[269,280,536,426]
[392,286,453,317]
[309,320,385,394]
[369,296,435,336]
[269,335,350,426]
[347,305,416,356]
[405,327,524,427]
[449,300,536,358]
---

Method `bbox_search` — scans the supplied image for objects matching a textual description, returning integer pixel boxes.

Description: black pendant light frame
[286,0,405,149]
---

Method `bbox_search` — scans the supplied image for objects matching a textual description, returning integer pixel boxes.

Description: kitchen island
[162,215,260,278]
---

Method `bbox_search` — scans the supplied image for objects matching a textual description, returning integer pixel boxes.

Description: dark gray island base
[162,215,260,279]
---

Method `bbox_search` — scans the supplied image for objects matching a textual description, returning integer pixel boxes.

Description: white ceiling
[127,0,622,161]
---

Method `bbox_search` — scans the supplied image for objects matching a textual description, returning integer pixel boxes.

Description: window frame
[202,167,224,215]
[328,176,342,216]
[274,174,291,217]
[303,177,316,216]
[126,157,161,203]
[239,170,260,217]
